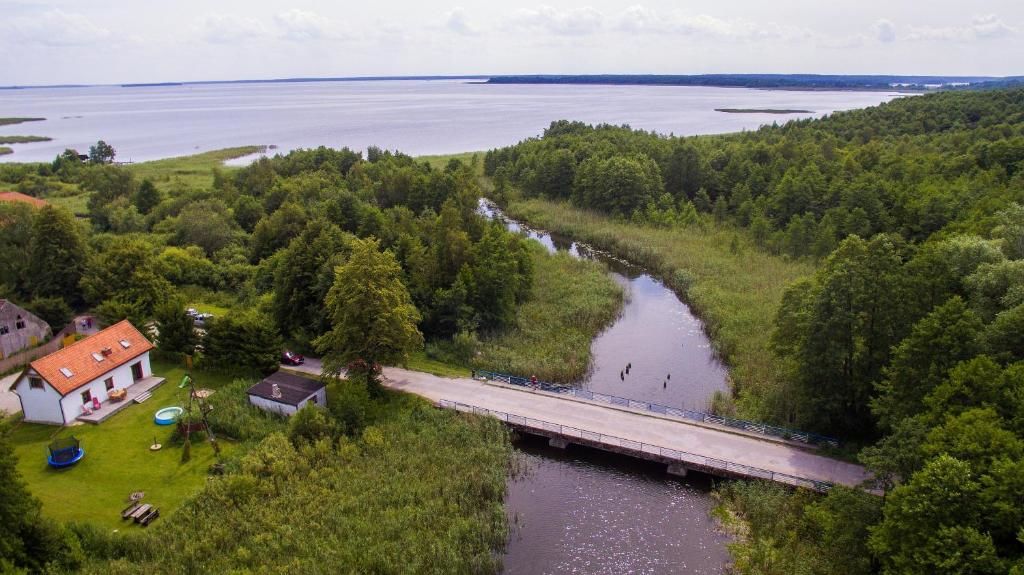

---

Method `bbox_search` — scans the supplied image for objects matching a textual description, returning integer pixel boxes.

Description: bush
[205,379,287,441]
[25,296,73,329]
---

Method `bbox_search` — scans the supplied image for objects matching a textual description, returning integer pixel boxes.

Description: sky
[1,0,1022,85]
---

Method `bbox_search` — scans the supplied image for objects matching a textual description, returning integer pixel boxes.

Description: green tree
[80,239,172,323]
[315,238,423,391]
[154,298,198,356]
[272,219,350,344]
[869,455,1001,575]
[172,199,241,256]
[922,408,1023,475]
[983,303,1024,363]
[872,297,984,429]
[88,140,115,164]
[133,179,161,215]
[202,310,282,375]
[25,297,73,330]
[28,205,88,306]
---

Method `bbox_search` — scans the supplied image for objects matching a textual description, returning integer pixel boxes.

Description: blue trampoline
[47,436,84,468]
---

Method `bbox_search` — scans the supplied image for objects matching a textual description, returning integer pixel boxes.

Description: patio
[77,376,167,424]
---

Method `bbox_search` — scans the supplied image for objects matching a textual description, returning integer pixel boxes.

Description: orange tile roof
[29,320,154,396]
[0,191,48,208]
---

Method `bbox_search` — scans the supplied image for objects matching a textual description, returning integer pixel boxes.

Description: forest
[485,88,1024,574]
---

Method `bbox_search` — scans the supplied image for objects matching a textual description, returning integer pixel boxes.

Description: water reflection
[504,437,731,575]
[480,199,729,411]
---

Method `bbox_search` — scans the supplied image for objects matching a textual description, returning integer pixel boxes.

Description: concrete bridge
[380,367,872,492]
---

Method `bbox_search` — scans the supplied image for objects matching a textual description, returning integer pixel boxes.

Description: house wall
[0,304,52,359]
[298,388,327,410]
[57,354,152,423]
[248,394,299,416]
[13,371,65,425]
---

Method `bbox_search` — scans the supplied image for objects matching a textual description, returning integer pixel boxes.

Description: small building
[10,320,158,425]
[0,300,52,359]
[247,371,326,416]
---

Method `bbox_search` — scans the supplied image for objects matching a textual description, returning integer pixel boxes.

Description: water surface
[0,80,899,163]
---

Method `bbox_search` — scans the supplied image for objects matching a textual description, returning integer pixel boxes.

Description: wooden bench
[137,507,159,526]
[121,502,142,520]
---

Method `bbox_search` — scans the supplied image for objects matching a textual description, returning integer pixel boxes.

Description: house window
[29,377,43,389]
[131,362,143,380]
[15,316,24,330]
[104,377,114,391]
[81,390,92,404]
[0,325,8,335]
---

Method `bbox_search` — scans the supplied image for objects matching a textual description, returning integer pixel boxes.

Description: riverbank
[501,198,814,424]
[473,242,624,382]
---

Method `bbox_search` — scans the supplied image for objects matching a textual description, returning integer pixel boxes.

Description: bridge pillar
[548,437,570,449]
[667,463,689,478]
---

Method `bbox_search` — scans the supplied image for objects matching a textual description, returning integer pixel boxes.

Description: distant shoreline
[716,108,813,114]
[2,73,1021,92]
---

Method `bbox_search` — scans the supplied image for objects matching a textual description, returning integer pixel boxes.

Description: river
[0,79,899,163]
[483,201,733,574]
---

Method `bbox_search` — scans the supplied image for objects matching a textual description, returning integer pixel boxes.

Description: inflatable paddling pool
[154,406,184,425]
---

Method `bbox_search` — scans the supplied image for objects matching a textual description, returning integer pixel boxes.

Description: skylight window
[92,352,105,362]
[119,339,131,349]
[59,367,74,378]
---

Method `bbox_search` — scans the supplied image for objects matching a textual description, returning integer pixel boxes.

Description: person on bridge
[530,374,538,388]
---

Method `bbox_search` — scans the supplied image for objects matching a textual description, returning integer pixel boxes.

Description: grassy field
[416,151,485,171]
[503,198,815,421]
[0,147,11,156]
[127,146,264,192]
[473,241,624,382]
[0,135,52,144]
[9,359,244,529]
[404,350,468,378]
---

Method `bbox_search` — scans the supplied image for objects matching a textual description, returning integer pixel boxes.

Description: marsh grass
[0,147,11,156]
[0,135,51,144]
[503,198,814,421]
[473,241,624,382]
[127,146,263,191]
[0,117,45,126]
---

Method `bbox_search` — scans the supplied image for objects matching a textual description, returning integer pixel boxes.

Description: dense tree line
[0,144,532,374]
[485,89,1024,258]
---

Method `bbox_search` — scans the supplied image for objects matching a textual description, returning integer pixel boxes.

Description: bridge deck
[382,367,871,489]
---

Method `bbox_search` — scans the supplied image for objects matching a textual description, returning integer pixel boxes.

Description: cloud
[908,14,1017,42]
[4,8,110,46]
[275,9,341,41]
[509,5,604,36]
[873,19,896,43]
[445,7,480,36]
[194,14,269,44]
[613,6,809,42]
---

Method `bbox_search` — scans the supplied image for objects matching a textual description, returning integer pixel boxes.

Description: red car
[281,350,305,365]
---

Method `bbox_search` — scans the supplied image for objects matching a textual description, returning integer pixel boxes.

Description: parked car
[282,350,305,365]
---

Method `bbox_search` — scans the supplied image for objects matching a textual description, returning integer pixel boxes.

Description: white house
[247,371,326,416]
[10,320,157,425]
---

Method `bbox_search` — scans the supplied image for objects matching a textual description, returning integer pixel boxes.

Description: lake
[0,79,900,163]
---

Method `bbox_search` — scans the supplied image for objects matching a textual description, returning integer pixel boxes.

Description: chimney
[101,347,113,356]
[271,383,282,399]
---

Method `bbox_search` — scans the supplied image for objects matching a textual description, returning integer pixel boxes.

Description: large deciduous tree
[315,238,423,391]
[28,205,88,306]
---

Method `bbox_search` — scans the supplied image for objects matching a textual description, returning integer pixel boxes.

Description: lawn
[9,359,246,530]
[415,151,485,172]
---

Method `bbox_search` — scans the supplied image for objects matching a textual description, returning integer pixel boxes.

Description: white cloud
[194,13,269,44]
[5,8,110,46]
[613,6,809,42]
[444,7,479,36]
[509,5,604,36]
[873,19,896,43]
[908,14,1017,42]
[275,9,340,41]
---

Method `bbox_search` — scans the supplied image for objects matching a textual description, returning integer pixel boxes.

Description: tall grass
[503,198,815,422]
[127,146,263,191]
[472,241,624,382]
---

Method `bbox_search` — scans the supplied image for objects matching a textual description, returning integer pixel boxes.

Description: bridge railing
[438,399,834,493]
[475,369,839,448]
